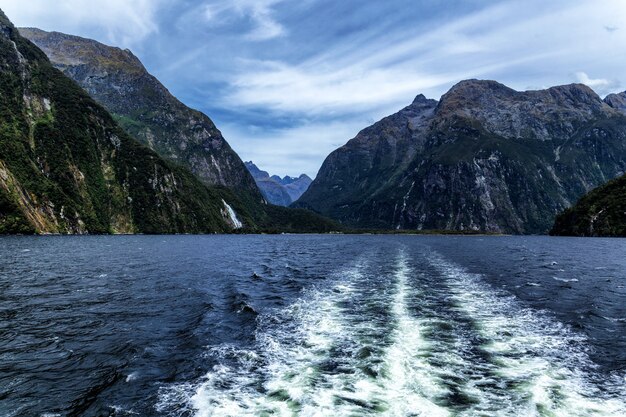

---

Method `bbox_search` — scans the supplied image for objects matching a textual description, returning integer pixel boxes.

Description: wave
[157,249,626,416]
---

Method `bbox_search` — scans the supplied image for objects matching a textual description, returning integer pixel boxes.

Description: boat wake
[157,249,626,416]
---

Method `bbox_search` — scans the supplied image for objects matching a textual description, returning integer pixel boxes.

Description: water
[1,235,625,416]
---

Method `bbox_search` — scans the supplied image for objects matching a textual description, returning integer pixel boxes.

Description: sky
[2,0,626,177]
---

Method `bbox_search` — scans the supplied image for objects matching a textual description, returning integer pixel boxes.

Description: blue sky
[3,0,626,177]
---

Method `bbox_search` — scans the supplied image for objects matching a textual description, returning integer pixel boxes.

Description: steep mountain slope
[0,10,253,234]
[20,27,259,195]
[550,174,626,237]
[245,161,312,206]
[15,25,340,234]
[297,80,626,234]
[549,89,626,237]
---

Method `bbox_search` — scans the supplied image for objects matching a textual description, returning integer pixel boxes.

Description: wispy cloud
[240,0,286,41]
[0,0,166,46]
[192,0,287,41]
[223,0,626,116]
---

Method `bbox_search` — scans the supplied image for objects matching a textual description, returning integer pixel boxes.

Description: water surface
[1,235,625,416]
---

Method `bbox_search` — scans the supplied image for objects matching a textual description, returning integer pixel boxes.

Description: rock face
[20,27,259,195]
[605,91,626,115]
[550,90,626,237]
[297,80,626,234]
[0,11,251,234]
[245,161,312,206]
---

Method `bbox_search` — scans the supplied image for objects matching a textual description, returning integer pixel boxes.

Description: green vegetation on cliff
[0,11,233,233]
[297,81,626,234]
[0,11,337,234]
[15,25,338,235]
[551,175,626,237]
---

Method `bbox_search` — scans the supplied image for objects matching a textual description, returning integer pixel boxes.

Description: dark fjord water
[1,235,625,416]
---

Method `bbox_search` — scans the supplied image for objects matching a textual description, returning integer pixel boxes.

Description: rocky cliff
[20,28,260,196]
[0,11,254,234]
[549,89,626,237]
[297,80,626,234]
[245,161,312,206]
[15,26,340,234]
[605,91,626,115]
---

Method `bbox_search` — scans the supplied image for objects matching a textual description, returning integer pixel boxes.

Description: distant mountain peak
[412,94,428,104]
[245,161,313,206]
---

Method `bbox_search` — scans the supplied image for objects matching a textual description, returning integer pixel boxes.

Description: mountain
[19,27,259,196]
[296,80,626,234]
[245,162,292,206]
[277,174,313,203]
[245,161,312,206]
[15,25,339,234]
[550,90,626,237]
[605,91,626,114]
[0,10,255,234]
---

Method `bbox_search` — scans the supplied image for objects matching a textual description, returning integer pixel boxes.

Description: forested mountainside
[0,11,338,234]
[20,27,260,196]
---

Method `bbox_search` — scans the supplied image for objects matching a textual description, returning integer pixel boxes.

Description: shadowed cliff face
[20,28,260,197]
[551,89,626,237]
[0,11,258,234]
[297,80,626,234]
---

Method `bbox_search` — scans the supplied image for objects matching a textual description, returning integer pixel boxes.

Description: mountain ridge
[551,87,626,237]
[0,11,252,234]
[19,27,261,196]
[245,161,312,206]
[297,80,626,234]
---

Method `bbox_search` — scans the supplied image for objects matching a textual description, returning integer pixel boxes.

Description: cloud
[575,72,620,96]
[6,0,626,177]
[220,119,367,178]
[241,0,286,41]
[217,0,626,117]
[225,60,453,115]
[0,0,166,46]
[195,0,286,41]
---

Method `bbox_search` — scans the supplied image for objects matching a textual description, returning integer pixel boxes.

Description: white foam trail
[378,253,450,416]
[430,254,626,417]
[158,264,364,416]
[158,255,457,416]
[157,249,626,417]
